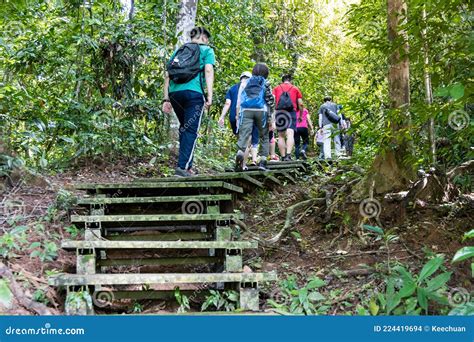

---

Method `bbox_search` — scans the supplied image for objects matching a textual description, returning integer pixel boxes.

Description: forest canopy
[1,0,470,175]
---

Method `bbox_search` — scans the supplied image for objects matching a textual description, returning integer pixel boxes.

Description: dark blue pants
[295,127,309,159]
[169,90,205,170]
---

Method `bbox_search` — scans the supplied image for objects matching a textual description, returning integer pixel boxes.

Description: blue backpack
[240,76,266,109]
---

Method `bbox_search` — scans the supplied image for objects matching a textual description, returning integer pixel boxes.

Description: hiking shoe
[283,155,292,161]
[235,150,245,172]
[258,160,269,171]
[270,154,280,161]
[175,167,191,177]
[187,167,198,176]
[301,150,307,160]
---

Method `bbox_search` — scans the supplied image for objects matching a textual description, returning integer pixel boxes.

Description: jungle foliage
[0,0,471,173]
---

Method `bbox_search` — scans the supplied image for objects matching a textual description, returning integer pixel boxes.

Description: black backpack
[324,106,341,124]
[276,85,295,112]
[167,43,202,84]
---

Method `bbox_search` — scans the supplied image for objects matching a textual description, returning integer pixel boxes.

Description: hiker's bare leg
[243,136,252,168]
[278,131,287,156]
[251,146,258,164]
[286,128,295,156]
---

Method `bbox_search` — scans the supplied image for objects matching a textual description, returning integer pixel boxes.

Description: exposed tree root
[242,198,324,246]
[0,262,57,315]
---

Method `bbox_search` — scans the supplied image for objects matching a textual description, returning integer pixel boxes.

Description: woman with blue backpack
[162,27,215,177]
[235,63,275,171]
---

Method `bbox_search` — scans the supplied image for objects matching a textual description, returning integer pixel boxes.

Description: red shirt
[272,83,303,111]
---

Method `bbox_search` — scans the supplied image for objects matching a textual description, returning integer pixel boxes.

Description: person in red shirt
[272,75,304,161]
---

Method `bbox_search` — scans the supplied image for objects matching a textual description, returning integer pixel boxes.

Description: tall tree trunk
[357,0,415,195]
[167,0,199,152]
[421,7,436,165]
[176,0,198,46]
[120,0,135,20]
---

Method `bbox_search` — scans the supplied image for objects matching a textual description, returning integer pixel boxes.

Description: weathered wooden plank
[245,164,306,171]
[104,225,208,233]
[61,240,258,250]
[264,175,282,185]
[221,182,245,193]
[49,271,278,286]
[242,175,264,188]
[282,172,296,183]
[268,160,306,165]
[71,213,245,223]
[106,232,209,241]
[97,256,221,267]
[75,181,243,193]
[133,170,281,183]
[78,194,232,205]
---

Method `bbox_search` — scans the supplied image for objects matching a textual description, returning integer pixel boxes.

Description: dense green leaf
[417,288,428,313]
[418,257,444,283]
[306,277,326,289]
[452,247,474,263]
[362,224,384,235]
[308,291,325,302]
[463,230,474,241]
[426,272,452,292]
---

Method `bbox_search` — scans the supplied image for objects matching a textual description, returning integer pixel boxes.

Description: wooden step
[106,232,209,241]
[97,256,221,267]
[134,171,283,183]
[75,181,243,193]
[61,240,258,250]
[103,225,208,233]
[49,271,278,286]
[71,213,244,223]
[268,160,306,165]
[245,164,306,171]
[77,194,232,205]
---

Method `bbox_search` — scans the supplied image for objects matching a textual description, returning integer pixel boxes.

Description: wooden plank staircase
[49,161,308,314]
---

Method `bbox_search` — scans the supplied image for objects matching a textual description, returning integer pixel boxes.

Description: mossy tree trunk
[359,0,415,195]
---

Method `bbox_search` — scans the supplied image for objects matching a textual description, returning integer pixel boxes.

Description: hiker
[219,72,252,135]
[219,72,259,169]
[344,117,354,157]
[333,104,346,157]
[315,128,324,159]
[272,75,304,161]
[294,107,314,160]
[318,96,340,160]
[162,27,215,177]
[235,63,275,171]
[269,129,279,161]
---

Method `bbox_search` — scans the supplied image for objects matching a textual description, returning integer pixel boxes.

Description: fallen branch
[9,264,59,308]
[0,262,57,315]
